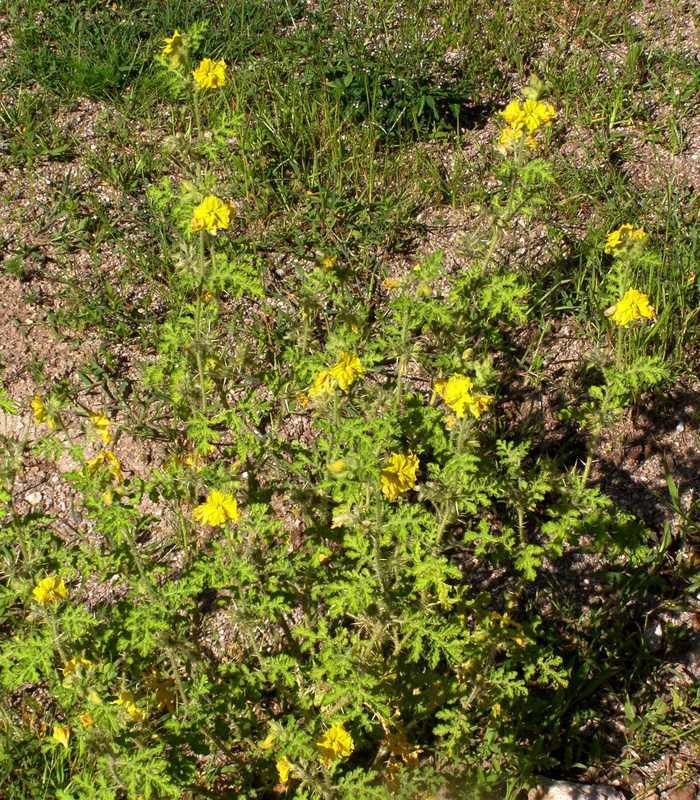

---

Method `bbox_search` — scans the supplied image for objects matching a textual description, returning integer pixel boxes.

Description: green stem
[581,449,594,486]
[194,231,209,412]
[517,506,525,544]
[395,309,410,408]
[614,324,624,370]
[435,493,456,544]
[48,612,67,662]
[371,488,389,597]
[192,88,203,145]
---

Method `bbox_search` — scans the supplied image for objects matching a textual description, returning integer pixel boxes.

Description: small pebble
[645,621,664,653]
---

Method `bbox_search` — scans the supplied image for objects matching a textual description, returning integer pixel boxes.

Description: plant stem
[194,231,209,412]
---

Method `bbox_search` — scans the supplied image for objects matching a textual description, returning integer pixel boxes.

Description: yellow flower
[608,288,655,327]
[309,353,363,399]
[464,392,494,419]
[191,195,231,234]
[63,656,93,679]
[31,395,56,430]
[182,449,205,471]
[433,373,474,419]
[331,505,353,529]
[499,98,555,144]
[145,670,177,713]
[433,374,474,417]
[193,490,240,527]
[604,224,647,254]
[500,99,525,126]
[51,724,70,749]
[192,58,227,90]
[32,575,68,605]
[496,123,525,153]
[385,730,422,767]
[537,100,556,125]
[86,450,124,483]
[433,374,492,419]
[328,459,346,475]
[329,352,364,391]
[444,413,457,430]
[79,712,95,728]
[259,733,276,750]
[380,452,419,502]
[522,98,555,131]
[316,722,354,767]
[321,255,337,271]
[276,755,293,785]
[161,30,185,66]
[308,368,335,399]
[112,691,145,723]
[90,412,112,445]
[382,277,401,290]
[520,98,554,132]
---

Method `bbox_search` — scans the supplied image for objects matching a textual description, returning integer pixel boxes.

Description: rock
[25,491,43,506]
[645,620,664,653]
[666,785,698,800]
[528,779,626,800]
[628,769,646,792]
[0,409,32,439]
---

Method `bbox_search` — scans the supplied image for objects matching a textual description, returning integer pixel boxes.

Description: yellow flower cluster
[193,58,227,90]
[31,395,57,430]
[604,224,647,254]
[193,490,240,527]
[259,733,276,750]
[161,30,186,67]
[33,575,68,605]
[51,723,70,749]
[158,32,228,89]
[90,412,112,445]
[191,195,232,234]
[145,670,177,713]
[112,690,145,723]
[607,288,655,327]
[316,722,355,768]
[263,723,353,784]
[276,755,293,785]
[384,729,421,767]
[383,726,422,789]
[380,452,419,502]
[327,459,346,475]
[433,374,493,420]
[86,450,124,483]
[308,352,364,399]
[497,97,556,154]
[63,655,93,678]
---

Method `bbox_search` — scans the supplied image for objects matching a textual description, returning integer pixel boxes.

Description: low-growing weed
[1,3,698,799]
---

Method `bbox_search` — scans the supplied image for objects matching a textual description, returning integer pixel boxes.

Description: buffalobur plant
[0,8,697,800]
